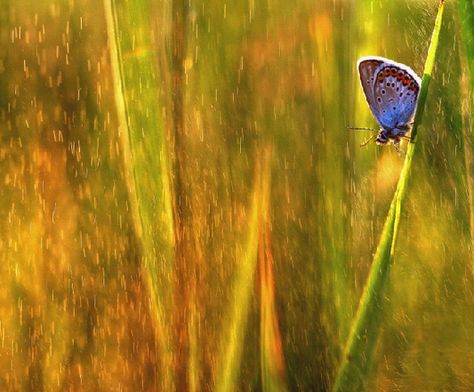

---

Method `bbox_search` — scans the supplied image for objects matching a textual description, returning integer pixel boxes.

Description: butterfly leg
[392,140,405,156]
[360,134,376,147]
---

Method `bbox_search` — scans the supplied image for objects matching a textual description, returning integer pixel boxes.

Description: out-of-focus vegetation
[0,0,473,391]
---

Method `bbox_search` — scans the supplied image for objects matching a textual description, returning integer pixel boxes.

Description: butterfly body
[356,56,421,146]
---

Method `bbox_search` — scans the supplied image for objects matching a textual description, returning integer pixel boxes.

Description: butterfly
[354,56,422,148]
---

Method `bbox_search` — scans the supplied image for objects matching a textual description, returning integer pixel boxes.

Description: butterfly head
[375,130,389,145]
[375,125,409,145]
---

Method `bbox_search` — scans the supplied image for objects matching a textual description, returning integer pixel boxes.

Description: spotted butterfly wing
[357,57,384,126]
[357,56,421,131]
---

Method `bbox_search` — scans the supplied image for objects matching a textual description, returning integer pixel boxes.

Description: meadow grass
[210,145,290,391]
[458,0,474,80]
[1,0,473,390]
[333,1,446,390]
[457,0,474,264]
[104,0,175,389]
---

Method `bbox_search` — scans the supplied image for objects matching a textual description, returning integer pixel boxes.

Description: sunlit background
[0,0,473,390]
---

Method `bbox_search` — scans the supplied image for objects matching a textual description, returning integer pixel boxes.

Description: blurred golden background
[0,0,473,390]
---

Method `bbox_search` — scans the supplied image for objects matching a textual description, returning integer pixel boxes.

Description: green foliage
[104,0,176,389]
[458,0,474,80]
[333,2,446,391]
[1,0,474,390]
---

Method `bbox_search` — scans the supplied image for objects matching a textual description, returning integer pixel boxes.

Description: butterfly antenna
[347,126,377,132]
[360,134,376,147]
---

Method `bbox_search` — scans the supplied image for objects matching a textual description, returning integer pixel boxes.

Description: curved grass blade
[103,0,175,389]
[215,147,271,392]
[458,0,474,79]
[457,0,474,266]
[259,178,288,392]
[333,1,445,391]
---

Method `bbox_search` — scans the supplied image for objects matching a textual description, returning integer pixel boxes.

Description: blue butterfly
[354,56,421,147]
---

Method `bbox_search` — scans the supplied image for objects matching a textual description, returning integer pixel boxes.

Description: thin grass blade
[103,0,175,389]
[215,148,271,392]
[333,1,445,391]
[457,0,474,266]
[457,0,474,79]
[259,181,288,392]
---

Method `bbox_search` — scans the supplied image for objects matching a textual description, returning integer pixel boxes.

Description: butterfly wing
[357,56,422,131]
[372,61,421,129]
[357,57,385,126]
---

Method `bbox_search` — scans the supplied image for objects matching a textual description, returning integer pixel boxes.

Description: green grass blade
[103,0,175,389]
[458,0,474,79]
[457,0,474,263]
[214,187,260,392]
[215,149,271,392]
[259,170,288,392]
[333,2,445,391]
